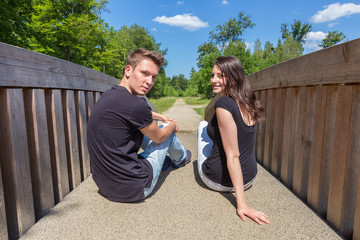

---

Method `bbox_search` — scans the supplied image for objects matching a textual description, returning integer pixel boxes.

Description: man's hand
[152,112,177,124]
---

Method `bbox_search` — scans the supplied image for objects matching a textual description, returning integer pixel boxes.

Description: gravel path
[162,98,205,134]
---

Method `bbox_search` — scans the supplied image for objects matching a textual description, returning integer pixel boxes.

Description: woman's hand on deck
[237,205,270,225]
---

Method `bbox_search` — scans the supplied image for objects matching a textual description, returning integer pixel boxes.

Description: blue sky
[102,0,360,79]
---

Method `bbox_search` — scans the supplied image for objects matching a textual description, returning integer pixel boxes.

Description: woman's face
[210,65,226,96]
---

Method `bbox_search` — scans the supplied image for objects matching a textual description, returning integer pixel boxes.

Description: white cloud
[222,0,229,5]
[151,28,157,32]
[307,31,327,41]
[153,14,209,31]
[310,2,360,23]
[328,22,338,28]
[304,31,327,52]
[177,1,184,5]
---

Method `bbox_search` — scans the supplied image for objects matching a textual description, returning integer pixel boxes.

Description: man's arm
[140,120,178,144]
[152,111,177,123]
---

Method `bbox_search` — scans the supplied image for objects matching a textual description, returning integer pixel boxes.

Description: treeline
[185,12,347,98]
[1,2,346,99]
[0,0,181,98]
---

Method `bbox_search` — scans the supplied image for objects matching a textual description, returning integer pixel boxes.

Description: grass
[183,97,211,105]
[183,97,211,120]
[149,97,177,113]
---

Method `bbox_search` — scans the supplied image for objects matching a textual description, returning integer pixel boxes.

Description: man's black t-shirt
[87,85,153,202]
[202,97,258,187]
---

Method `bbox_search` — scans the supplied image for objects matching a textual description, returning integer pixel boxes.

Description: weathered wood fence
[206,38,360,239]
[0,42,119,240]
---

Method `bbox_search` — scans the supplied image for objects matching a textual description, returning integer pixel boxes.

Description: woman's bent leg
[140,124,187,198]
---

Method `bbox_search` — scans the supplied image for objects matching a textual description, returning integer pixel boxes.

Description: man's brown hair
[126,48,164,69]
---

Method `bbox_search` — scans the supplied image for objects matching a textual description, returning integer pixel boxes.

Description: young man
[87,48,191,203]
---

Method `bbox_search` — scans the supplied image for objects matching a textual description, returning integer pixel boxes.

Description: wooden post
[0,165,8,240]
[62,90,81,190]
[75,91,91,180]
[45,90,70,203]
[0,89,35,239]
[23,89,54,221]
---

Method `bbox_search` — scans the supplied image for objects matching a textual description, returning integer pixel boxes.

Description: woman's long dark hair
[214,56,265,122]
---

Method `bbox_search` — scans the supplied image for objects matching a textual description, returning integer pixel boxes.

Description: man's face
[124,59,159,96]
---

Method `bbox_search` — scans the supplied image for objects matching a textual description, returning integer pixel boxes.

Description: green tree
[209,11,255,52]
[262,41,278,68]
[276,36,303,62]
[0,0,33,48]
[224,40,258,75]
[319,31,346,48]
[197,42,219,67]
[27,0,109,66]
[281,19,312,44]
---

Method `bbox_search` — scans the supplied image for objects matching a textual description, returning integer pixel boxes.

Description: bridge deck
[19,100,342,240]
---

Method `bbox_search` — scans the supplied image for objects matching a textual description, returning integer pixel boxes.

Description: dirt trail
[161,98,205,134]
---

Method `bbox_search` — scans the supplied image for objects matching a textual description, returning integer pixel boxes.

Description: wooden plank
[0,163,8,240]
[307,86,327,212]
[204,94,221,122]
[263,90,275,170]
[62,90,81,190]
[86,91,95,120]
[248,38,360,90]
[316,86,338,217]
[256,90,267,165]
[270,88,286,177]
[340,85,360,239]
[299,87,316,200]
[0,88,35,239]
[254,91,261,155]
[280,88,296,187]
[327,86,353,231]
[45,90,69,203]
[94,92,101,104]
[23,89,54,221]
[0,42,118,91]
[76,91,91,180]
[354,171,360,240]
[292,87,308,197]
[281,88,300,189]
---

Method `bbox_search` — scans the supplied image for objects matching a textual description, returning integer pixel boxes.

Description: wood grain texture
[23,89,54,221]
[263,90,275,170]
[354,172,360,240]
[45,90,69,203]
[270,88,286,177]
[0,89,35,239]
[86,92,95,121]
[339,85,360,239]
[256,90,267,165]
[280,88,297,187]
[62,90,81,190]
[75,91,90,180]
[0,42,119,91]
[307,86,327,213]
[0,164,8,240]
[327,86,353,231]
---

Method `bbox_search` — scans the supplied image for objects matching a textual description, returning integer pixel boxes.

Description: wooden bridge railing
[206,38,360,239]
[0,42,119,240]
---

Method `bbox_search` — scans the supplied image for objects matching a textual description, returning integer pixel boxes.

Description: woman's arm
[216,108,270,225]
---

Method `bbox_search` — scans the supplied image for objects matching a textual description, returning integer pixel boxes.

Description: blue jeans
[140,124,187,198]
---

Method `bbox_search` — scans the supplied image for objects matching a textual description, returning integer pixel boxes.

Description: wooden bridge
[0,39,359,239]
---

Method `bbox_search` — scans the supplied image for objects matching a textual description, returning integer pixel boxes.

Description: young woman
[197,56,270,225]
